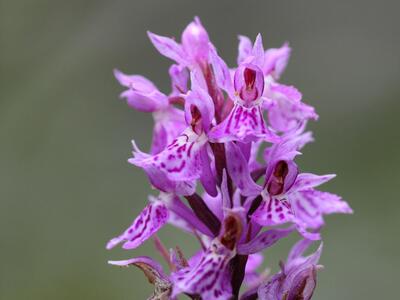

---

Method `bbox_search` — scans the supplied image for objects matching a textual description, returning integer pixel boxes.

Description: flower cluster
[107,17,352,300]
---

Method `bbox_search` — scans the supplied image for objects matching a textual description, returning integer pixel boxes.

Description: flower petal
[129,141,196,195]
[290,190,353,229]
[237,35,253,65]
[251,34,265,68]
[252,195,295,227]
[199,146,218,197]
[245,253,264,274]
[225,142,262,197]
[114,69,157,92]
[237,227,294,255]
[263,42,291,79]
[169,64,189,95]
[147,31,187,65]
[291,173,336,192]
[266,83,318,132]
[287,238,314,265]
[130,128,208,182]
[185,69,215,132]
[151,107,186,154]
[106,201,168,250]
[258,273,283,300]
[172,239,234,299]
[181,16,210,62]
[119,88,168,113]
[209,45,235,98]
[209,103,279,143]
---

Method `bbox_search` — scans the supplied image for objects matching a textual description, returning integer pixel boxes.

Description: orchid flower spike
[108,17,352,300]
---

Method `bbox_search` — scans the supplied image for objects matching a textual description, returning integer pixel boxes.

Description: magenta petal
[225,142,262,197]
[291,173,336,192]
[283,244,322,300]
[171,239,234,299]
[290,190,353,229]
[245,253,264,274]
[151,107,186,154]
[166,195,214,237]
[258,241,322,300]
[203,191,224,222]
[185,70,215,132]
[251,34,265,68]
[263,42,291,79]
[287,238,314,265]
[264,131,313,165]
[209,45,235,98]
[130,128,208,182]
[237,227,294,255]
[106,201,168,250]
[114,69,169,112]
[258,273,282,300]
[220,169,232,211]
[181,16,210,62]
[267,83,318,132]
[169,64,189,95]
[147,31,187,65]
[199,146,218,197]
[129,141,196,195]
[119,89,168,112]
[114,69,156,92]
[237,35,253,65]
[209,103,279,143]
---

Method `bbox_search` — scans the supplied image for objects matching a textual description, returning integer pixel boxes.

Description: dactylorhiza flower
[107,17,352,300]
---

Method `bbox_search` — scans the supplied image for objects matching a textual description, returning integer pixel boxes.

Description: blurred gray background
[1,0,399,299]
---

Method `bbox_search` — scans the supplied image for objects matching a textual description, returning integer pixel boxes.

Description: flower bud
[234,64,264,103]
[181,17,210,62]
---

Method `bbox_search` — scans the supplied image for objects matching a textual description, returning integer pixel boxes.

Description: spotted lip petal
[130,127,208,182]
[252,194,296,227]
[129,140,196,196]
[171,239,234,299]
[106,201,169,250]
[251,193,320,241]
[209,103,279,143]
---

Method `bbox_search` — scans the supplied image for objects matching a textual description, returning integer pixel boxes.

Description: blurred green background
[1,0,399,299]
